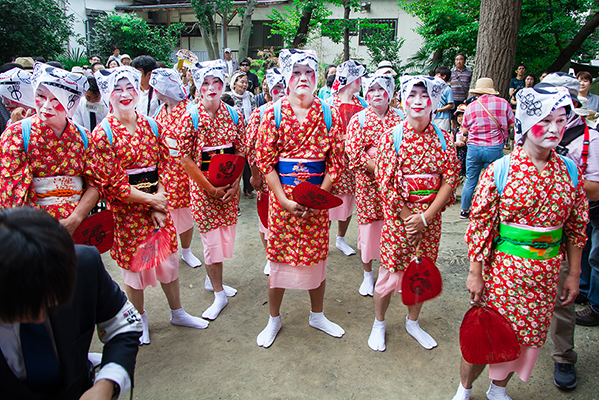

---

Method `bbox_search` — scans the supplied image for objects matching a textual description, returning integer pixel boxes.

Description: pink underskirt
[122,252,179,290]
[258,214,269,238]
[329,194,355,221]
[169,207,194,234]
[374,266,404,297]
[357,221,383,264]
[488,345,541,382]
[269,260,327,290]
[200,225,236,265]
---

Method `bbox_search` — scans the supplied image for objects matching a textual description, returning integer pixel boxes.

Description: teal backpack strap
[357,95,368,108]
[144,116,159,139]
[274,99,282,130]
[153,103,165,118]
[358,109,366,128]
[431,123,447,151]
[558,154,580,188]
[321,100,332,132]
[225,104,239,125]
[73,123,89,150]
[393,107,405,120]
[188,105,199,131]
[493,154,512,195]
[100,118,113,146]
[20,117,32,152]
[259,104,267,122]
[392,122,404,154]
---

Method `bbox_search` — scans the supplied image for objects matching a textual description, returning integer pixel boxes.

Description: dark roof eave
[115,0,288,12]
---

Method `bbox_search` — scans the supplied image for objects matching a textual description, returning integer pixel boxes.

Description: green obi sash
[494,223,562,260]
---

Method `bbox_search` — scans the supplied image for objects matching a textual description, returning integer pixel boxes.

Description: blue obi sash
[276,157,326,186]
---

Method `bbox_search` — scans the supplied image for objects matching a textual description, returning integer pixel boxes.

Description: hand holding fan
[72,210,114,254]
[130,229,170,273]
[291,182,343,210]
[208,154,245,187]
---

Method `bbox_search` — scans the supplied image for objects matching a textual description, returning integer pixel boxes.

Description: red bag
[401,255,443,306]
[460,305,521,365]
[257,191,269,228]
[72,210,114,254]
[208,154,245,187]
[130,229,170,273]
[291,182,343,210]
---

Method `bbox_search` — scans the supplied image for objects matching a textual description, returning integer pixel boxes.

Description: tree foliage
[267,0,332,47]
[88,13,183,65]
[363,28,405,73]
[191,0,238,59]
[0,0,75,62]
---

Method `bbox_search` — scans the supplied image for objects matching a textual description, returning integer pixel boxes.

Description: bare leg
[338,216,351,237]
[160,278,182,310]
[162,278,209,329]
[125,285,144,313]
[407,302,423,321]
[180,228,201,268]
[260,231,267,250]
[308,279,344,337]
[368,289,391,351]
[363,260,372,273]
[308,280,326,313]
[205,262,224,292]
[460,358,486,389]
[492,373,513,388]
[373,290,392,322]
[179,227,194,248]
[257,277,284,347]
[268,281,285,317]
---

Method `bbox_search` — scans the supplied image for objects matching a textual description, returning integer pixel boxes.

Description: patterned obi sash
[126,165,158,194]
[166,137,179,157]
[494,222,563,260]
[201,143,235,171]
[276,157,325,186]
[33,176,84,206]
[404,174,441,203]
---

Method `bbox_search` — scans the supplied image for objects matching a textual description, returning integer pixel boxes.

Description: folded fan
[130,229,170,273]
[208,154,245,187]
[72,210,114,254]
[291,182,343,210]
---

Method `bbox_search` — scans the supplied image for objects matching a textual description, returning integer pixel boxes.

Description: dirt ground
[92,187,599,400]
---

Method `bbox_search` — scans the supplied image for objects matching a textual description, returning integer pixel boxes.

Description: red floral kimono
[467,146,588,347]
[244,104,270,194]
[346,106,404,224]
[154,99,191,209]
[88,113,178,270]
[0,115,95,219]
[376,122,460,272]
[256,97,344,266]
[177,101,245,233]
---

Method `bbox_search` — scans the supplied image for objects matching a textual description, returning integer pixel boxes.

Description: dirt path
[92,191,599,400]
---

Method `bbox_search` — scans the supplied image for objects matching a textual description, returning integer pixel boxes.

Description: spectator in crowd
[509,63,527,98]
[540,71,549,81]
[107,59,120,69]
[433,66,454,132]
[239,58,260,95]
[131,55,161,116]
[453,103,468,178]
[374,60,397,77]
[89,54,101,66]
[0,66,36,126]
[450,53,473,110]
[460,78,514,219]
[223,48,239,76]
[91,62,105,73]
[510,73,536,108]
[318,64,337,100]
[14,57,34,72]
[73,76,108,132]
[577,70,598,117]
[121,54,132,66]
[110,44,122,65]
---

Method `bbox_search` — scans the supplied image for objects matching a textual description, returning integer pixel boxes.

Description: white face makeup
[200,75,224,102]
[525,107,568,150]
[288,64,316,96]
[34,85,67,125]
[270,83,285,102]
[366,83,389,107]
[404,85,433,121]
[109,78,139,112]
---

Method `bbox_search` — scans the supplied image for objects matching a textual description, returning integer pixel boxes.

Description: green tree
[0,0,75,62]
[362,29,405,73]
[88,13,183,65]
[191,0,235,60]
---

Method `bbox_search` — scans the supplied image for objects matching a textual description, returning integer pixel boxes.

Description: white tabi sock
[308,311,345,337]
[335,235,356,256]
[263,260,271,276]
[140,311,150,345]
[368,318,386,351]
[170,307,209,329]
[359,270,374,297]
[451,382,472,400]
[256,314,281,348]
[405,316,437,349]
[486,382,512,400]
[87,352,102,367]
[202,290,228,320]
[181,247,202,268]
[204,275,237,297]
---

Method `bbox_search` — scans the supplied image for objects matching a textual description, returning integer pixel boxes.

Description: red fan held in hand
[401,254,443,306]
[208,154,245,187]
[291,182,343,210]
[460,305,521,364]
[339,104,365,130]
[130,229,170,273]
[257,191,269,228]
[72,210,114,254]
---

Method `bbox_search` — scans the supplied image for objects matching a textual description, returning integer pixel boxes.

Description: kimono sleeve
[439,128,461,210]
[232,108,246,156]
[153,119,172,188]
[177,111,201,162]
[345,113,369,172]
[244,108,262,165]
[255,107,279,176]
[0,122,34,208]
[563,172,589,249]
[325,106,345,185]
[375,128,404,216]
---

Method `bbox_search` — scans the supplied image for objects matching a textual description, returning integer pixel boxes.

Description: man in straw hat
[459,77,514,219]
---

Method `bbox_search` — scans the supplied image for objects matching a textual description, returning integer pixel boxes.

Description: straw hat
[375,60,397,77]
[469,77,499,96]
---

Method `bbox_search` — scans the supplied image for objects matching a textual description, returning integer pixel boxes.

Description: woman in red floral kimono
[245,67,286,276]
[0,62,98,235]
[90,66,208,345]
[255,49,345,348]
[346,74,404,297]
[368,75,459,352]
[452,87,588,400]
[327,60,367,256]
[179,60,245,321]
[150,68,202,269]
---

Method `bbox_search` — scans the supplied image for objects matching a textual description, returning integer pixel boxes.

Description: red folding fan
[257,191,269,228]
[208,154,245,187]
[72,210,114,254]
[291,182,343,210]
[130,229,170,273]
[401,255,443,306]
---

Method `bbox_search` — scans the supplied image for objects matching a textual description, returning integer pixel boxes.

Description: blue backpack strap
[153,103,165,118]
[188,105,199,131]
[358,109,366,128]
[73,123,89,150]
[393,107,405,120]
[20,117,32,152]
[100,118,113,146]
[274,98,282,130]
[259,104,268,122]
[392,122,404,154]
[144,116,159,139]
[431,123,447,151]
[493,154,512,195]
[321,100,332,132]
[558,154,580,189]
[224,103,239,125]
[356,95,368,108]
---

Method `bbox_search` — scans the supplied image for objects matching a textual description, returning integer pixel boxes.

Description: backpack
[100,115,159,146]
[391,122,446,154]
[273,98,332,132]
[358,107,405,128]
[21,117,88,152]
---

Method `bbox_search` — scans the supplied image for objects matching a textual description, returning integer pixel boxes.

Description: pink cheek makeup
[530,124,545,138]
[426,98,432,107]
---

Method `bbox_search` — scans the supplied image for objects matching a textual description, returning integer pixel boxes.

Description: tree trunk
[209,15,219,59]
[199,25,218,60]
[238,0,257,60]
[547,11,599,72]
[342,0,351,61]
[292,4,314,48]
[473,0,522,99]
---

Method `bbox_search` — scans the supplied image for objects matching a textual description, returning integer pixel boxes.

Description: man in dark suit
[0,207,142,400]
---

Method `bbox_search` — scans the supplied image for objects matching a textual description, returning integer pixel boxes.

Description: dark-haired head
[0,62,23,73]
[131,55,158,74]
[46,61,64,69]
[0,207,77,323]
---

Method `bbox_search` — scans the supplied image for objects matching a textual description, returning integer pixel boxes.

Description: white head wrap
[278,49,318,91]
[230,71,247,90]
[94,66,142,107]
[31,62,89,117]
[515,86,573,145]
[362,74,395,104]
[191,59,227,87]
[331,60,366,94]
[400,75,447,116]
[150,68,186,102]
[0,68,35,108]
[266,67,285,96]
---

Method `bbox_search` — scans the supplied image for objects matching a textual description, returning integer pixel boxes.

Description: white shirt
[136,87,161,117]
[72,98,108,132]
